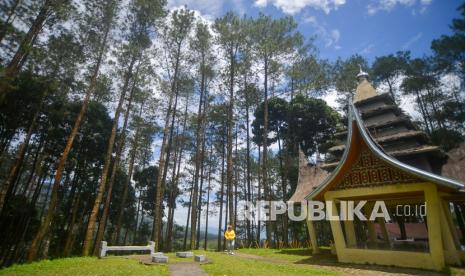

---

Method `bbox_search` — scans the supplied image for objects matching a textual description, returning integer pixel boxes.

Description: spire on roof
[356,64,369,81]
[353,65,377,103]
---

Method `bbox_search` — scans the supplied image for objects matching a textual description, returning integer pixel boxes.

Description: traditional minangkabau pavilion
[291,69,465,271]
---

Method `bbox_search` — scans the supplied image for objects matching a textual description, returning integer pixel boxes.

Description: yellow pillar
[324,196,346,259]
[439,199,461,265]
[365,203,377,248]
[442,200,460,248]
[424,184,445,271]
[306,219,320,254]
[377,217,391,248]
[343,220,357,248]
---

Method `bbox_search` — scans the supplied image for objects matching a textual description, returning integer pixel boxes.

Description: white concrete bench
[176,251,194,258]
[194,255,206,262]
[99,241,155,257]
[152,255,169,263]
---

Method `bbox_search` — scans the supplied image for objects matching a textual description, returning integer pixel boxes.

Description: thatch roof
[353,78,377,103]
[442,142,465,183]
[289,150,329,202]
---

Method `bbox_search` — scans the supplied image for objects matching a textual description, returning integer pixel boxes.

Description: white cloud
[303,16,341,49]
[303,15,317,24]
[321,89,340,110]
[331,29,340,43]
[254,0,346,14]
[320,27,341,48]
[168,0,225,19]
[255,0,268,8]
[367,0,432,15]
[361,43,374,54]
[402,32,423,50]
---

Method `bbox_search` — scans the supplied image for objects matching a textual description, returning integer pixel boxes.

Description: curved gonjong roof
[305,102,464,200]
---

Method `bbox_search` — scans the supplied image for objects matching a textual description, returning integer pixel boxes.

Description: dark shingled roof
[307,103,464,200]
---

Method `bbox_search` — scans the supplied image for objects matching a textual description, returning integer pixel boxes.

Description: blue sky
[164,0,462,233]
[168,0,461,62]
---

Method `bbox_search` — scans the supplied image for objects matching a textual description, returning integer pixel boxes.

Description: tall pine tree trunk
[233,127,238,229]
[182,181,193,250]
[27,19,112,261]
[195,125,207,249]
[93,70,138,254]
[226,52,235,229]
[63,185,82,256]
[217,135,226,251]
[0,104,40,213]
[113,101,144,245]
[204,142,213,250]
[165,94,190,251]
[152,42,183,248]
[82,54,137,256]
[20,136,45,197]
[133,195,141,244]
[276,131,288,247]
[156,84,181,250]
[245,85,252,243]
[0,0,21,44]
[189,65,207,249]
[4,0,63,80]
[262,57,272,245]
[152,90,174,246]
[256,145,262,244]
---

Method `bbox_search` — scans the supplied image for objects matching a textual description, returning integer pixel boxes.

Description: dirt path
[122,254,207,276]
[232,252,444,276]
[168,262,207,276]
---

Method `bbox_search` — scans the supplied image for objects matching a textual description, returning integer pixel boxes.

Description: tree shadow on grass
[274,248,314,256]
[277,248,446,276]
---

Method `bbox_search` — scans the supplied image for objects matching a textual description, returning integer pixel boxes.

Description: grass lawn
[0,250,335,276]
[236,248,316,262]
[0,256,169,276]
[195,250,336,276]
[2,249,463,275]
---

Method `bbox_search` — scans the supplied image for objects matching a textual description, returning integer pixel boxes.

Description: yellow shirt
[224,229,236,240]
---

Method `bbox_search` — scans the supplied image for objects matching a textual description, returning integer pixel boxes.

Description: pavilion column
[343,220,357,248]
[424,184,445,270]
[306,219,320,254]
[365,202,377,248]
[441,201,460,246]
[325,197,346,259]
[439,198,461,265]
[377,217,391,248]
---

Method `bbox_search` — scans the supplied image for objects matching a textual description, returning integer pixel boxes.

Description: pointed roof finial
[356,64,369,81]
[354,64,377,102]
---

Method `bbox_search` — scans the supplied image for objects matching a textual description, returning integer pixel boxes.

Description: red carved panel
[334,149,421,190]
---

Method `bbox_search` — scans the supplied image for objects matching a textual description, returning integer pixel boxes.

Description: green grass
[0,256,169,276]
[195,250,337,276]
[0,251,336,276]
[237,248,314,262]
[12,248,463,276]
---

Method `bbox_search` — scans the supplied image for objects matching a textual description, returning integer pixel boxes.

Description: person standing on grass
[224,225,236,255]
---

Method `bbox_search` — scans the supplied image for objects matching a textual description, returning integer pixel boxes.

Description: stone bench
[176,251,194,258]
[152,254,168,263]
[194,255,206,262]
[99,241,155,257]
